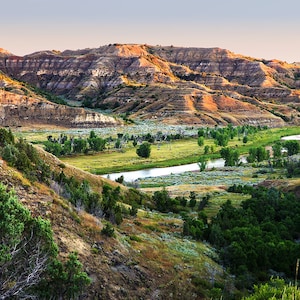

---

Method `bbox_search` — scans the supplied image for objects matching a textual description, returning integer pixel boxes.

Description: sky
[1,0,299,62]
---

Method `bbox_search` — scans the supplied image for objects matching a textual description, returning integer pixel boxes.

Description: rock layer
[0,72,119,127]
[1,44,299,126]
[0,89,118,127]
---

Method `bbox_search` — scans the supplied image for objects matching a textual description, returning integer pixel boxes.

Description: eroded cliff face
[0,72,119,127]
[0,90,118,127]
[0,44,299,126]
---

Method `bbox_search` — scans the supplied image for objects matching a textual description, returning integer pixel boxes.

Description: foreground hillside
[0,132,228,299]
[1,44,300,126]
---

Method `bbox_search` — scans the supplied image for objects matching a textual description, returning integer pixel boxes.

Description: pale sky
[2,0,299,62]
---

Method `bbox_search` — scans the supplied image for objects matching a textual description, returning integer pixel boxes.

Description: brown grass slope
[0,44,299,126]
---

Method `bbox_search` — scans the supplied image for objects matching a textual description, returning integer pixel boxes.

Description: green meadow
[58,126,299,174]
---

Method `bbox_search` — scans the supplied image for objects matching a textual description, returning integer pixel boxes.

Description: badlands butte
[0,44,300,127]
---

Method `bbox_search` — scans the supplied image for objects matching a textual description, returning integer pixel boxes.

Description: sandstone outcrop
[0,44,299,126]
[0,72,119,128]
[0,90,118,127]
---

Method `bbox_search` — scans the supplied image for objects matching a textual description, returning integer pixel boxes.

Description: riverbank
[102,157,248,182]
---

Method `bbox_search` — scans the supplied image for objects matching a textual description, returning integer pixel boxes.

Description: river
[102,157,247,182]
[281,135,300,141]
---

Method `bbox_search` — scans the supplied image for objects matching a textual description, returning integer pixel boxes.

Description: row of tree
[151,189,210,214]
[197,124,267,148]
[45,131,106,156]
[216,140,300,168]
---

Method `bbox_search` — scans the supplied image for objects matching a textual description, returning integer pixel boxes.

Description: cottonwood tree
[220,147,239,166]
[247,147,269,163]
[197,136,204,147]
[198,156,207,172]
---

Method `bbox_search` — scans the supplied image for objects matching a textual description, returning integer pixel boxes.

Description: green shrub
[101,223,115,237]
[136,142,151,158]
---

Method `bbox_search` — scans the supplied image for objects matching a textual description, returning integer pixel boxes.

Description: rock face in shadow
[1,44,299,126]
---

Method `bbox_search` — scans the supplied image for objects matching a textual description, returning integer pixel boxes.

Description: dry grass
[11,169,31,187]
[79,210,103,232]
[141,184,225,198]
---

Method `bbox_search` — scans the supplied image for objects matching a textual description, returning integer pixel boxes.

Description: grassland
[61,138,209,174]
[57,126,299,174]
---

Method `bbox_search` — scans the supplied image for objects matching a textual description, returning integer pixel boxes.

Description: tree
[88,137,106,152]
[153,188,172,212]
[247,148,257,163]
[286,158,300,177]
[136,142,151,158]
[198,156,207,172]
[89,130,97,139]
[272,142,282,158]
[247,147,268,163]
[220,147,239,166]
[0,128,14,147]
[115,139,122,149]
[44,141,63,156]
[215,132,229,147]
[0,183,57,299]
[115,175,124,184]
[242,136,248,143]
[73,138,87,153]
[284,140,300,156]
[197,128,205,137]
[38,252,91,299]
[101,185,124,224]
[183,216,205,240]
[1,144,19,166]
[197,136,204,147]
[256,146,269,162]
[177,196,187,207]
[189,191,197,208]
[204,145,210,154]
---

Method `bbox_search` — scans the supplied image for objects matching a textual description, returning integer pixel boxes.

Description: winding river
[102,157,247,182]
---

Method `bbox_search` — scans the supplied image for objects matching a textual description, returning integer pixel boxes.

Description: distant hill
[0,44,299,126]
[0,71,119,128]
